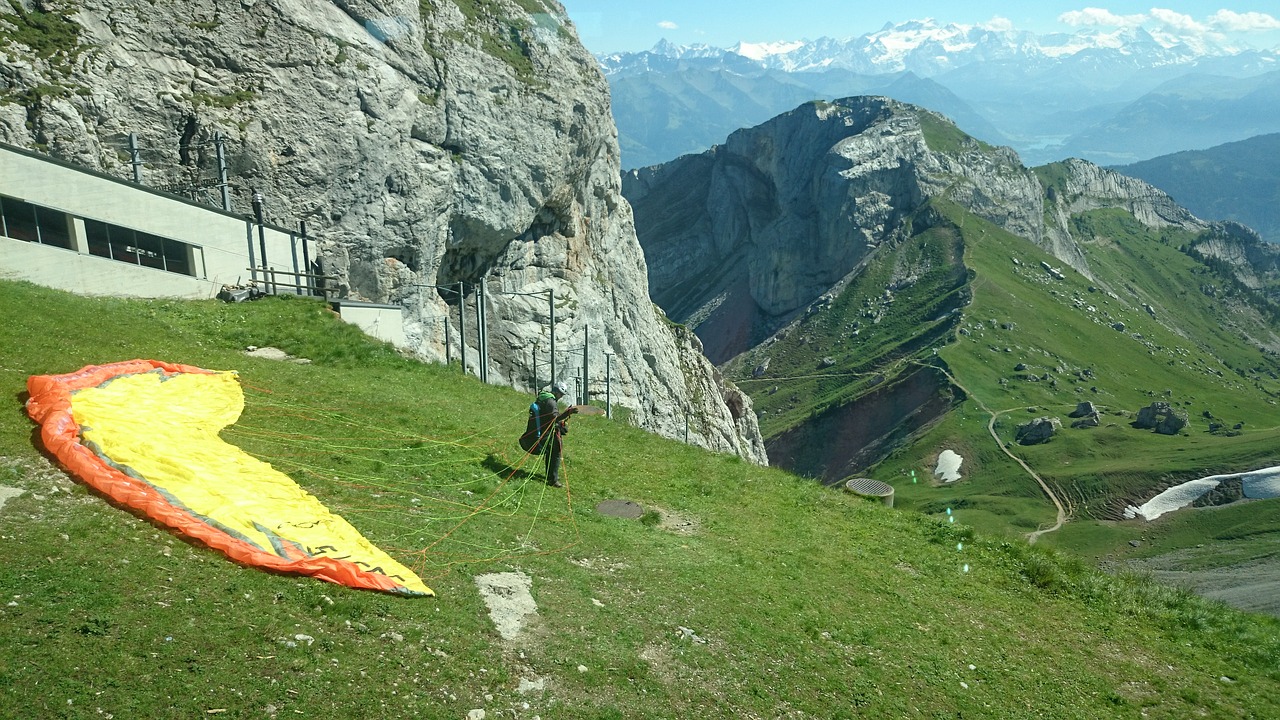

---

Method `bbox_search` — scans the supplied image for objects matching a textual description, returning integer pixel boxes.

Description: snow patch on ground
[934,450,963,482]
[1124,466,1280,520]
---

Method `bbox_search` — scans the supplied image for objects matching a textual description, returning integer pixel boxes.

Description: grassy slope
[1,280,1279,717]
[868,199,1280,540]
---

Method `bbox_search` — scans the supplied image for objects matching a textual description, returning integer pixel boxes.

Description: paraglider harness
[519,390,575,454]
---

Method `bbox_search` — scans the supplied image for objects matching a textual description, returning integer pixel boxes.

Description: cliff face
[0,0,765,461]
[624,97,1045,362]
[624,97,1233,364]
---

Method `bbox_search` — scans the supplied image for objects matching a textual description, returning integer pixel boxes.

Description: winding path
[926,363,1068,543]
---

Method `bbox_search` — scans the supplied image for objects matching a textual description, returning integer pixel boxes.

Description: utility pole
[582,326,589,405]
[252,190,269,293]
[128,133,142,184]
[457,281,466,376]
[548,290,556,388]
[215,132,230,211]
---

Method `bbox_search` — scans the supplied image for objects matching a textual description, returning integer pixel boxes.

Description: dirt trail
[927,364,1067,543]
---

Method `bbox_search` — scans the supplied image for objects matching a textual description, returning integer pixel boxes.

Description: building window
[0,195,73,249]
[83,218,195,277]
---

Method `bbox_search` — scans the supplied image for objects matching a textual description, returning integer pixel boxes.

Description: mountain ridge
[624,96,1280,560]
[596,19,1280,169]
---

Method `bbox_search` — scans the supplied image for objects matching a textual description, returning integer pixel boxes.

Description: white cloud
[979,16,1014,32]
[1057,8,1145,28]
[1208,10,1280,32]
[1148,8,1206,33]
[658,20,678,31]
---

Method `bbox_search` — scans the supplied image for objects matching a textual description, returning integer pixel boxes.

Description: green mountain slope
[720,183,1280,559]
[2,279,1278,718]
[1114,132,1280,244]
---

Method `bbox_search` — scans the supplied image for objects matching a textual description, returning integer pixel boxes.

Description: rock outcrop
[1134,402,1189,435]
[1016,416,1061,445]
[0,0,766,462]
[624,97,1045,362]
[1039,158,1209,276]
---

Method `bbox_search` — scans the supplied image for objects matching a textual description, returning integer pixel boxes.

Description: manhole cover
[596,499,644,519]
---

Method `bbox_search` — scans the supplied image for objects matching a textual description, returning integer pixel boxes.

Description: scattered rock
[1068,401,1097,418]
[1016,416,1061,445]
[752,358,771,378]
[1071,414,1100,429]
[1134,402,1188,435]
[245,346,312,365]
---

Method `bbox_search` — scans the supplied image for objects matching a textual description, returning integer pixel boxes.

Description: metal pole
[444,315,452,366]
[128,132,142,184]
[245,222,257,282]
[605,353,612,419]
[289,233,301,295]
[531,345,538,391]
[252,190,269,292]
[548,290,556,388]
[215,132,230,211]
[477,278,487,383]
[684,415,689,444]
[582,326,590,405]
[457,281,466,375]
[299,220,312,295]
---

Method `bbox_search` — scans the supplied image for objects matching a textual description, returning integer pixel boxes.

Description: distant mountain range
[598,20,1280,169]
[1115,133,1280,244]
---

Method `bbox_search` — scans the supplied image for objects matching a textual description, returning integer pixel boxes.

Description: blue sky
[557,1,1280,54]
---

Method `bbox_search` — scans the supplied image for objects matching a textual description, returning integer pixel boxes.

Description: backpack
[519,392,556,452]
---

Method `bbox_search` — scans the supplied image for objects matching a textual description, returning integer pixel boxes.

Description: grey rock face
[1187,222,1280,292]
[1069,401,1097,418]
[0,0,765,462]
[1041,158,1208,277]
[1134,402,1188,435]
[1016,416,1061,445]
[1070,414,1100,429]
[626,97,1045,361]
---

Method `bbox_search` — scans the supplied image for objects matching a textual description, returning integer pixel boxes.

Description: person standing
[521,381,576,487]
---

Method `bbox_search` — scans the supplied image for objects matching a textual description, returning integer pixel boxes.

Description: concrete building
[0,141,406,348]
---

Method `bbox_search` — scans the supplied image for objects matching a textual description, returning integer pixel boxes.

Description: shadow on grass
[483,452,541,483]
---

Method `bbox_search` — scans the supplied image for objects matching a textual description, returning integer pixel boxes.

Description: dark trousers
[541,430,563,483]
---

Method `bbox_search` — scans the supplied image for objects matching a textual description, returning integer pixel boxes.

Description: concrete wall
[331,300,410,350]
[1,236,217,298]
[0,143,406,343]
[0,143,305,296]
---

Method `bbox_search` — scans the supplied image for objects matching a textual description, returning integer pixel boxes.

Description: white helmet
[552,381,570,397]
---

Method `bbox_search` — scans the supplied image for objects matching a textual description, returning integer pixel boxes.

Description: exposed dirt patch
[474,571,538,641]
[1121,550,1280,618]
[654,507,699,535]
[595,499,644,519]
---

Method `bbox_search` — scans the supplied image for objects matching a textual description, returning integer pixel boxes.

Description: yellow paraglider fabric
[26,360,432,597]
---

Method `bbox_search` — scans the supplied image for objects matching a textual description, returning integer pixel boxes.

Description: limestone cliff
[624,97,1223,364]
[624,97,1046,362]
[0,0,766,462]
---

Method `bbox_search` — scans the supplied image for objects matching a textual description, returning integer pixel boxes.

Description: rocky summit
[624,94,1280,480]
[0,0,765,461]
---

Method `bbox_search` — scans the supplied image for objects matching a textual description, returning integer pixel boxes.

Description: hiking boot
[547,478,563,488]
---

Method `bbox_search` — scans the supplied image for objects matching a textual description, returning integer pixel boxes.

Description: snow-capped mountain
[598,19,1269,77]
[598,18,1280,171]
